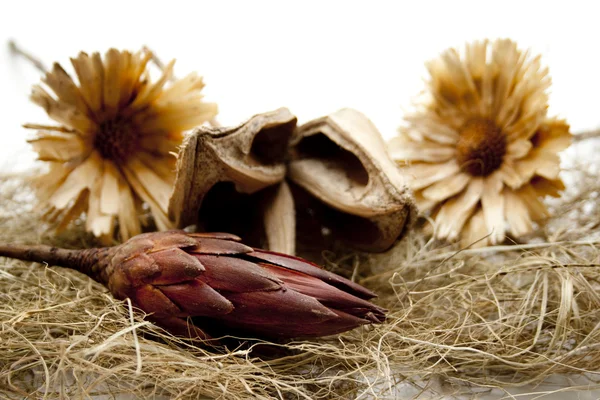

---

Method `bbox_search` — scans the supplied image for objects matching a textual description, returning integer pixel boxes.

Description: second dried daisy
[389,39,571,246]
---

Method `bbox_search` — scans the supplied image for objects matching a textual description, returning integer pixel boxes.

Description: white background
[1,1,599,398]
[0,0,599,172]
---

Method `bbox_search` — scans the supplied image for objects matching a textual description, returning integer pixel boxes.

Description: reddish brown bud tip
[187,232,242,241]
[187,238,254,255]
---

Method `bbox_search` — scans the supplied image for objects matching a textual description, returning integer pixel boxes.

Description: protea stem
[0,243,110,284]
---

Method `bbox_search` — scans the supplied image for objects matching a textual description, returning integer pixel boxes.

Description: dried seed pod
[288,108,416,252]
[0,231,385,340]
[169,108,297,253]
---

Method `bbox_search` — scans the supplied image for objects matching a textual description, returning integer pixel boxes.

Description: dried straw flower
[389,39,571,246]
[25,48,218,240]
[0,230,385,340]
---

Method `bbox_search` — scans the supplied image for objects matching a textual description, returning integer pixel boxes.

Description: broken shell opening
[197,181,268,249]
[293,133,369,187]
[250,122,296,165]
[291,183,395,258]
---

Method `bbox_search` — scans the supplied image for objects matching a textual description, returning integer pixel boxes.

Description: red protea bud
[0,230,385,340]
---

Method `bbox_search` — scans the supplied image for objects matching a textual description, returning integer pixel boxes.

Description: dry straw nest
[1,138,600,399]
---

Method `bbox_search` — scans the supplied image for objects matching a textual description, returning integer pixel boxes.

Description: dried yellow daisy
[25,48,218,240]
[388,39,571,246]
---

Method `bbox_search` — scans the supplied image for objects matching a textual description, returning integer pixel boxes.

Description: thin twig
[8,40,48,74]
[142,45,174,83]
[573,129,600,142]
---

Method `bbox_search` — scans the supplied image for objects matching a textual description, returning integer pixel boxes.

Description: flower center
[456,118,506,176]
[94,118,138,163]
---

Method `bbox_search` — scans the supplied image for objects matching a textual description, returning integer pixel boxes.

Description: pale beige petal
[140,101,218,133]
[49,152,102,209]
[506,139,532,160]
[403,117,459,145]
[130,50,152,85]
[56,189,89,232]
[139,134,182,156]
[137,152,177,186]
[517,185,549,221]
[497,160,523,189]
[388,136,455,163]
[86,172,114,237]
[89,52,106,113]
[131,59,175,109]
[515,150,561,181]
[435,177,483,241]
[31,85,95,134]
[422,172,470,202]
[43,63,90,115]
[492,40,521,120]
[99,161,121,215]
[535,118,572,153]
[70,52,104,115]
[531,177,565,198]
[505,112,544,142]
[23,124,77,133]
[125,158,173,211]
[103,49,122,112]
[402,160,460,191]
[461,208,489,248]
[28,132,87,162]
[414,191,438,213]
[504,189,533,237]
[122,166,172,231]
[117,51,134,108]
[481,175,505,244]
[157,72,206,103]
[117,173,141,240]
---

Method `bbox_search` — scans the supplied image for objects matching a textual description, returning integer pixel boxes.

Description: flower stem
[0,243,110,284]
[8,40,48,74]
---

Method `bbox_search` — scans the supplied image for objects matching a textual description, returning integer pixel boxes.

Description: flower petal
[388,136,455,163]
[117,172,141,240]
[402,160,460,191]
[422,172,470,202]
[126,158,173,211]
[481,175,505,244]
[515,150,561,181]
[28,132,87,162]
[103,48,122,113]
[122,165,172,231]
[504,189,533,237]
[531,177,565,198]
[435,177,483,241]
[70,52,104,115]
[86,166,114,237]
[506,139,532,160]
[461,208,488,248]
[49,152,102,209]
[131,59,175,109]
[43,63,90,115]
[403,115,459,145]
[497,161,523,189]
[30,85,95,134]
[99,161,122,215]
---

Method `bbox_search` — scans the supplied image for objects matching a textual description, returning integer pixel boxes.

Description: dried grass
[2,141,600,399]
